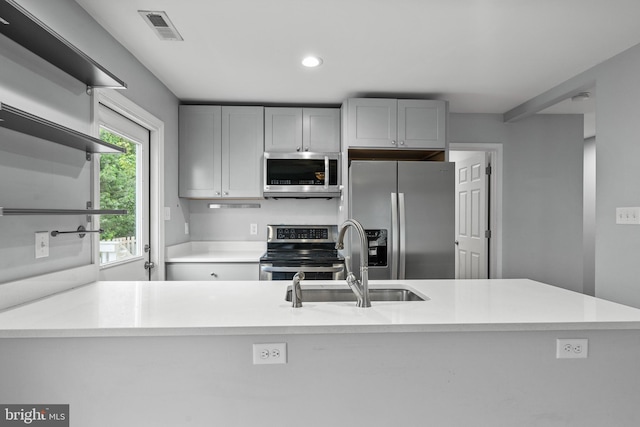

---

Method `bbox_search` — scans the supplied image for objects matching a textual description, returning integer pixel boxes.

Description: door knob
[454,241,459,245]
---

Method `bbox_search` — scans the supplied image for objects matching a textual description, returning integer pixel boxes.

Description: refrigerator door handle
[398,192,406,279]
[391,192,399,279]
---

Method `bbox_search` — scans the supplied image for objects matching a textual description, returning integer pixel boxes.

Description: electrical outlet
[35,231,49,258]
[253,343,287,365]
[184,222,190,235]
[556,338,588,359]
[250,223,258,235]
[164,207,171,221]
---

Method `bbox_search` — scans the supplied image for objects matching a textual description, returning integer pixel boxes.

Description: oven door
[259,263,345,281]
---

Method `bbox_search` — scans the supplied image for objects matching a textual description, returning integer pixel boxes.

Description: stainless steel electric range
[259,225,345,281]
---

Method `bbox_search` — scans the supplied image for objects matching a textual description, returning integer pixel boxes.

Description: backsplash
[188,198,340,241]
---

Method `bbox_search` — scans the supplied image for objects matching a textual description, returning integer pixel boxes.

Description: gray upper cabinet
[221,106,264,198]
[346,98,447,149]
[179,105,264,199]
[179,105,221,198]
[265,107,340,152]
[264,108,303,152]
[303,108,341,152]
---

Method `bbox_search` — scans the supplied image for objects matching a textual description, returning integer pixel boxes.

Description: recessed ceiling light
[302,56,323,68]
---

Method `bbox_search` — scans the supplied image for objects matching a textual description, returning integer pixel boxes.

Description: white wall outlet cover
[164,207,171,221]
[250,223,258,235]
[184,222,189,235]
[253,343,287,365]
[556,338,588,359]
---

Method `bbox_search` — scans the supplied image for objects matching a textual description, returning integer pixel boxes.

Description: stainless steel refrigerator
[349,160,455,280]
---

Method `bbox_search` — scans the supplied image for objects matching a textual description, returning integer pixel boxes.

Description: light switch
[35,231,49,258]
[616,207,640,224]
[164,206,171,221]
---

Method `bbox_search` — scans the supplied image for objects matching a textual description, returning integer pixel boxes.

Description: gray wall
[189,198,339,241]
[450,113,585,293]
[0,0,183,283]
[507,42,640,308]
[594,44,640,307]
[2,330,639,426]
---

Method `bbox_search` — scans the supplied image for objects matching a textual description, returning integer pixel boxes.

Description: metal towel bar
[50,226,103,238]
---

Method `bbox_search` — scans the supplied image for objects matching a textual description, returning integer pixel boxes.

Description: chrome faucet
[336,219,371,308]
[291,271,305,308]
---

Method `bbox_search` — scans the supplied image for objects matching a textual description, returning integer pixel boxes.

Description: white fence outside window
[100,236,137,264]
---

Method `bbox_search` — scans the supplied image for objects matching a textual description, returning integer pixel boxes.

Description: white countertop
[165,241,266,263]
[1,279,640,338]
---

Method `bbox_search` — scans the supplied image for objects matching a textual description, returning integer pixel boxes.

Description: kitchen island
[1,279,639,426]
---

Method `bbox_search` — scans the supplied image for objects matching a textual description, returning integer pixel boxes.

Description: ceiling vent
[138,10,183,41]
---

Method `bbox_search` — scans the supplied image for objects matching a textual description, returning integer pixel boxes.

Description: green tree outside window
[99,129,137,241]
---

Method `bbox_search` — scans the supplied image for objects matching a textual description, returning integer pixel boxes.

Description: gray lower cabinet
[179,105,264,198]
[345,98,447,149]
[166,263,259,281]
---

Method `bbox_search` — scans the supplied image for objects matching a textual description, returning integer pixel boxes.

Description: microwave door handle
[324,155,329,190]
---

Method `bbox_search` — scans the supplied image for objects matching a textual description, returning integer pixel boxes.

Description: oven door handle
[260,265,344,273]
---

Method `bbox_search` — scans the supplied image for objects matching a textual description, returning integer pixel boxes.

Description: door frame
[449,143,503,279]
[90,90,165,280]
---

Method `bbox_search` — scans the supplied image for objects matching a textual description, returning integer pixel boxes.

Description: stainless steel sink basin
[285,286,428,303]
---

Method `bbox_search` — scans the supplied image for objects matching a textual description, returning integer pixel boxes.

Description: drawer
[166,263,259,281]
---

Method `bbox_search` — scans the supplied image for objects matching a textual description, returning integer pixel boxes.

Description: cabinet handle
[399,140,405,146]
[223,192,229,196]
[304,147,309,152]
[215,192,221,196]
[296,146,301,152]
[391,140,396,145]
[210,272,218,278]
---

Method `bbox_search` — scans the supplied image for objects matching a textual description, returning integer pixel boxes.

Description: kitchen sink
[285,285,428,303]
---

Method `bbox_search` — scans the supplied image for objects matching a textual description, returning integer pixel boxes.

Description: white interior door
[455,152,489,279]
[97,104,151,281]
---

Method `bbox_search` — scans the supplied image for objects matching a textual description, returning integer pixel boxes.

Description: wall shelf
[0,208,127,216]
[0,103,126,154]
[0,0,127,91]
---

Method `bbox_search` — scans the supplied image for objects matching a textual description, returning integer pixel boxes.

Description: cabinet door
[264,107,303,152]
[166,263,259,281]
[179,105,222,198]
[346,98,398,148]
[303,108,341,152]
[397,99,447,149]
[221,106,264,198]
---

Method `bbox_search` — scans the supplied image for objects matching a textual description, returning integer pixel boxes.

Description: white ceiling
[75,0,640,115]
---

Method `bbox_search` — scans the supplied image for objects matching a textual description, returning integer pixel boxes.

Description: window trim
[90,90,165,280]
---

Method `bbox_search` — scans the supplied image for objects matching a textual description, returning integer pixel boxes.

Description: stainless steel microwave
[263,152,341,198]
